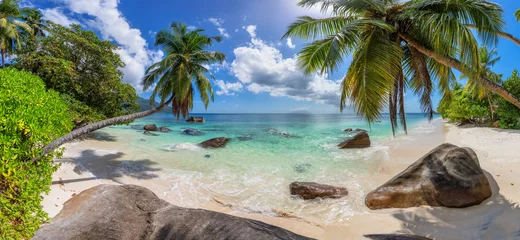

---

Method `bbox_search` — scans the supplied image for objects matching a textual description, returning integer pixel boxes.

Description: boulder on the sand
[143,124,158,131]
[365,143,492,210]
[365,234,432,240]
[290,182,348,200]
[33,185,310,240]
[159,126,171,132]
[338,131,371,149]
[181,128,204,136]
[186,116,205,123]
[199,137,230,148]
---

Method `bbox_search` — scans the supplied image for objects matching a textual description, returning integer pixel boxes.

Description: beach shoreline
[42,121,520,239]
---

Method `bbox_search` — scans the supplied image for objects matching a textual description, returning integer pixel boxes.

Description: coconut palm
[461,47,502,120]
[142,22,224,118]
[516,9,520,21]
[284,0,520,135]
[0,0,32,67]
[21,7,46,37]
[41,23,224,156]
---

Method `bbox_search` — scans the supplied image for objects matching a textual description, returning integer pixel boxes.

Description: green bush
[437,85,490,124]
[496,70,520,129]
[0,68,73,239]
[60,94,105,128]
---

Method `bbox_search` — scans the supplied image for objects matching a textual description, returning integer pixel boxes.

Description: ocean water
[89,113,440,225]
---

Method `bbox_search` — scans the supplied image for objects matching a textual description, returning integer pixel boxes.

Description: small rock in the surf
[199,137,230,148]
[290,182,348,200]
[237,135,253,141]
[294,163,312,173]
[338,131,371,149]
[204,155,211,158]
[143,130,158,136]
[343,128,367,133]
[159,126,172,132]
[182,128,204,136]
[143,124,158,131]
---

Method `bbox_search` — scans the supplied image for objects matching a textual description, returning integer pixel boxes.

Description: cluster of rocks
[143,124,171,135]
[186,116,205,123]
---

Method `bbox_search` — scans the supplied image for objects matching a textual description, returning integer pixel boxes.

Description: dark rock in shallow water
[338,131,371,149]
[199,137,230,148]
[204,155,211,158]
[343,128,367,133]
[144,124,158,131]
[143,131,158,136]
[365,143,492,210]
[267,128,301,138]
[290,182,348,200]
[159,126,171,132]
[186,116,205,123]
[181,128,204,136]
[293,163,312,173]
[33,185,311,240]
[237,135,253,141]
[364,234,432,240]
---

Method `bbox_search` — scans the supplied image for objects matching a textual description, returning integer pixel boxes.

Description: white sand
[42,123,520,239]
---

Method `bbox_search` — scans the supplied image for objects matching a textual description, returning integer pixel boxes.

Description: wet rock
[186,116,205,123]
[293,163,312,173]
[159,126,171,132]
[143,124,158,131]
[143,131,158,136]
[343,128,367,133]
[290,182,348,200]
[204,155,211,159]
[267,128,300,138]
[365,143,492,210]
[199,137,230,148]
[338,131,371,149]
[33,185,310,240]
[181,128,204,136]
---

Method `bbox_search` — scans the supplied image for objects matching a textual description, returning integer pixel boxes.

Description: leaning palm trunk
[41,96,174,157]
[466,25,520,47]
[400,33,520,109]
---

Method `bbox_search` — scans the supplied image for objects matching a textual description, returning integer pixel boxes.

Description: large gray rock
[199,137,230,148]
[33,185,311,240]
[338,131,371,149]
[290,182,348,200]
[143,124,158,131]
[365,143,492,210]
[186,116,205,123]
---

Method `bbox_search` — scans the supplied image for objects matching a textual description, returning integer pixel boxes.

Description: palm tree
[461,47,502,120]
[41,23,224,156]
[142,22,224,118]
[284,0,520,135]
[515,9,520,21]
[21,7,46,37]
[0,0,32,67]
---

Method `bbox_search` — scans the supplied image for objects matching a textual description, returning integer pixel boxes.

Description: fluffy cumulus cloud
[41,0,164,92]
[208,18,230,38]
[231,25,341,105]
[286,37,295,49]
[41,8,79,27]
[214,80,243,96]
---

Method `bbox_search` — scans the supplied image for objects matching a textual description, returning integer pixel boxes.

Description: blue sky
[25,0,520,114]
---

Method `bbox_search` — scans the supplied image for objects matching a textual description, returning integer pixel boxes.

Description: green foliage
[496,71,520,129]
[15,22,139,126]
[142,22,225,118]
[437,84,490,124]
[0,68,73,239]
[60,94,105,128]
[0,0,33,67]
[516,9,520,21]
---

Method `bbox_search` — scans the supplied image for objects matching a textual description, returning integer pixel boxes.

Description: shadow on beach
[54,149,161,184]
[388,172,520,239]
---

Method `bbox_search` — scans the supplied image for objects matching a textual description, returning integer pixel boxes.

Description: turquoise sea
[86,113,441,225]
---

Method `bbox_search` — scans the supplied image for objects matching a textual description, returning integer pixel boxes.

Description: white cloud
[231,26,342,106]
[286,37,296,49]
[214,80,243,96]
[208,18,229,38]
[44,0,164,93]
[41,8,79,27]
[187,25,197,30]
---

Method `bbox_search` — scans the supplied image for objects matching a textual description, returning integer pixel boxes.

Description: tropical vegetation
[0,0,32,67]
[284,0,520,135]
[496,71,520,129]
[0,69,73,239]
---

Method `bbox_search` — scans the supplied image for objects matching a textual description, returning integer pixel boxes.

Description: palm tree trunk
[399,33,520,110]
[40,96,174,159]
[466,25,520,46]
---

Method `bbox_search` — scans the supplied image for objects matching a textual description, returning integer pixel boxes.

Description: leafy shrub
[0,68,73,239]
[60,94,105,128]
[437,85,490,124]
[496,70,520,129]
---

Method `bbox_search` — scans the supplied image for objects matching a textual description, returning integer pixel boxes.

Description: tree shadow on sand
[383,171,520,239]
[54,149,161,184]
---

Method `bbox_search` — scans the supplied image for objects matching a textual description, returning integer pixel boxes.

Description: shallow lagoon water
[92,113,440,225]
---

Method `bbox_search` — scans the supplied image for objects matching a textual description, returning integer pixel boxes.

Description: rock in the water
[159,126,171,132]
[33,185,310,240]
[143,124,158,131]
[343,128,353,132]
[267,128,300,138]
[186,116,205,123]
[338,131,371,149]
[143,131,158,136]
[290,182,348,200]
[365,143,492,210]
[199,137,230,148]
[293,163,312,173]
[181,128,204,136]
[343,128,367,133]
[237,135,253,141]
[204,155,211,158]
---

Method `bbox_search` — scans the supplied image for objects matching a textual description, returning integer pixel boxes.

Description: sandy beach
[41,122,520,239]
